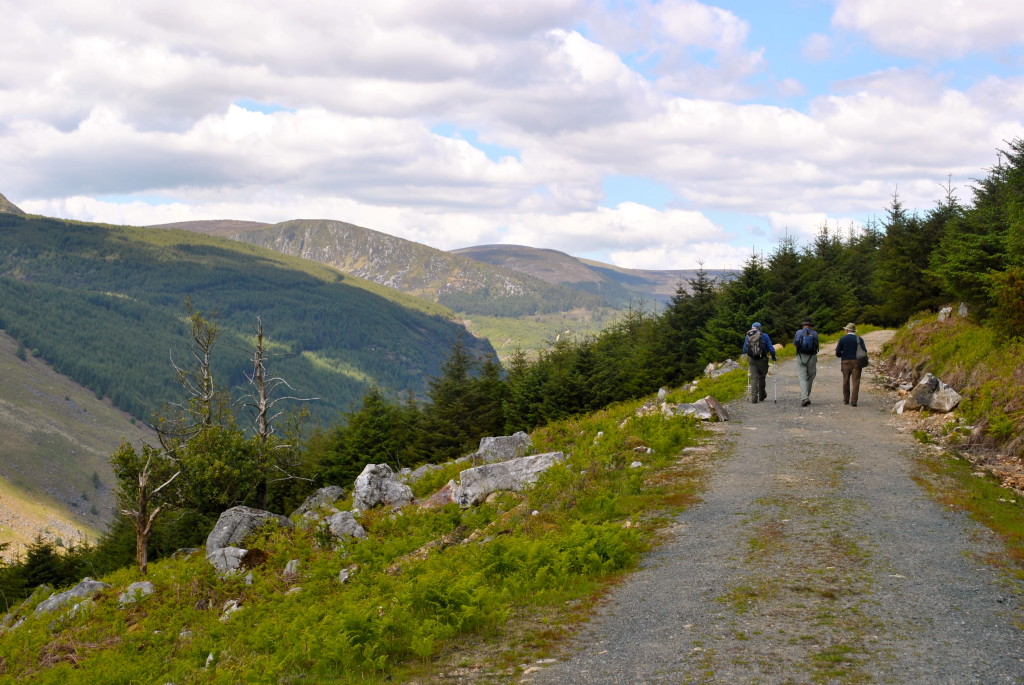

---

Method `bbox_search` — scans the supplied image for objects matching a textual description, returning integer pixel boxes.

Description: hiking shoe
[850,402,857,407]
[801,398,810,407]
[759,393,767,401]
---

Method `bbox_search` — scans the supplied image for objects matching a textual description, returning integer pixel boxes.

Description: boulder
[325,511,367,539]
[471,431,533,464]
[207,547,248,574]
[675,399,713,420]
[418,480,462,509]
[399,462,443,483]
[35,578,110,616]
[291,486,346,518]
[958,302,969,317]
[705,359,741,378]
[352,464,413,511]
[702,395,731,421]
[206,506,293,552]
[938,306,953,321]
[907,373,962,413]
[205,506,293,573]
[118,581,155,607]
[457,451,564,507]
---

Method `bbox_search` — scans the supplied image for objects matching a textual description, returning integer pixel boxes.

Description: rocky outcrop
[35,578,110,615]
[325,511,367,540]
[205,506,294,573]
[457,452,565,507]
[903,373,962,413]
[352,464,413,511]
[704,359,741,378]
[291,486,346,518]
[207,506,293,551]
[118,581,156,606]
[470,431,533,464]
[674,396,731,422]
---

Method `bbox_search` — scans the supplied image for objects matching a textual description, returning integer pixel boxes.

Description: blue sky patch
[431,124,521,162]
[602,174,674,210]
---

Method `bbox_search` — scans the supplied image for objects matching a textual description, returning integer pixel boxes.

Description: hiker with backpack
[835,322,868,407]
[793,319,819,407]
[742,322,777,404]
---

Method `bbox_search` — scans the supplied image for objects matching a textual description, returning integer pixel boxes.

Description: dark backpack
[795,329,819,355]
[746,329,766,359]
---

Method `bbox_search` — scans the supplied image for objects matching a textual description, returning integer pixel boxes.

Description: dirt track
[526,331,1024,684]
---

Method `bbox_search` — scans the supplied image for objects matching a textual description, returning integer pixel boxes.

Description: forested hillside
[0,213,493,424]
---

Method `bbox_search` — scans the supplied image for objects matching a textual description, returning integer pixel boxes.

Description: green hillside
[0,331,153,559]
[0,212,493,425]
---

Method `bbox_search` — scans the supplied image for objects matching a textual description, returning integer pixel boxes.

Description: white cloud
[3,0,1024,272]
[833,0,1024,58]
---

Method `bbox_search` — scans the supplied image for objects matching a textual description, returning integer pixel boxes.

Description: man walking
[835,322,867,406]
[742,322,777,403]
[793,319,819,407]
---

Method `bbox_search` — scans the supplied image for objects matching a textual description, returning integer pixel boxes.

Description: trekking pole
[774,359,778,403]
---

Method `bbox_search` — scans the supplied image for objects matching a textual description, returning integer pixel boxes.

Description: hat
[801,319,813,326]
[844,322,857,332]
[751,322,761,328]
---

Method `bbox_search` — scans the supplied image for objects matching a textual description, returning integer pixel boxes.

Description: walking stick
[774,359,778,403]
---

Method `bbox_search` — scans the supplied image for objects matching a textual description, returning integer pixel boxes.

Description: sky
[2,0,1023,270]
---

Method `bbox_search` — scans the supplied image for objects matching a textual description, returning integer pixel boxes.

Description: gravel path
[526,332,1024,684]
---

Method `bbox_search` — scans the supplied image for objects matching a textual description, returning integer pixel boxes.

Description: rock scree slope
[527,331,1024,684]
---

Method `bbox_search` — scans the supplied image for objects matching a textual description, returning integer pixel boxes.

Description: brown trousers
[840,358,862,405]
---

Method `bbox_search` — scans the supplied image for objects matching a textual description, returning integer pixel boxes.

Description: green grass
[913,449,1024,575]
[0,368,748,683]
[460,309,622,360]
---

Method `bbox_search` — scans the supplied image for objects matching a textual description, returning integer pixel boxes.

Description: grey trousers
[796,353,817,400]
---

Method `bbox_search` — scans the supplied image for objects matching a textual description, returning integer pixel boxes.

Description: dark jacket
[793,327,819,354]
[742,329,777,361]
[835,333,866,360]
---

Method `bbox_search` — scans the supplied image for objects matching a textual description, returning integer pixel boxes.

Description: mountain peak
[0,192,26,216]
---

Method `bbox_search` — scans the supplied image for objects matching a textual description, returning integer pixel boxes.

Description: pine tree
[699,253,769,361]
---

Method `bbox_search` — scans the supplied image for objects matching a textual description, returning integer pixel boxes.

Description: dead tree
[238,317,316,508]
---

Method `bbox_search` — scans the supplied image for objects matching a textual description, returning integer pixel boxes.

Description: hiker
[742,322,777,404]
[793,319,819,407]
[835,322,868,406]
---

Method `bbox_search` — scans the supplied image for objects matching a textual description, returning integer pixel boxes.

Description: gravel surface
[526,332,1024,684]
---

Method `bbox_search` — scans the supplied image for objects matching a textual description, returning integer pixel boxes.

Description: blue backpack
[795,328,819,354]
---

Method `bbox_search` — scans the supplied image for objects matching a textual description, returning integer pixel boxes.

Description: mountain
[189,219,612,317]
[148,218,269,237]
[0,331,154,560]
[0,211,493,427]
[452,244,729,306]
[0,192,25,217]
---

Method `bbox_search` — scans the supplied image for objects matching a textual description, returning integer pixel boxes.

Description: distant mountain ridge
[0,192,25,216]
[452,244,726,305]
[178,219,610,317]
[164,219,728,315]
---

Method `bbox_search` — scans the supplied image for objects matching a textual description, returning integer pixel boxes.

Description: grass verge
[0,370,747,684]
